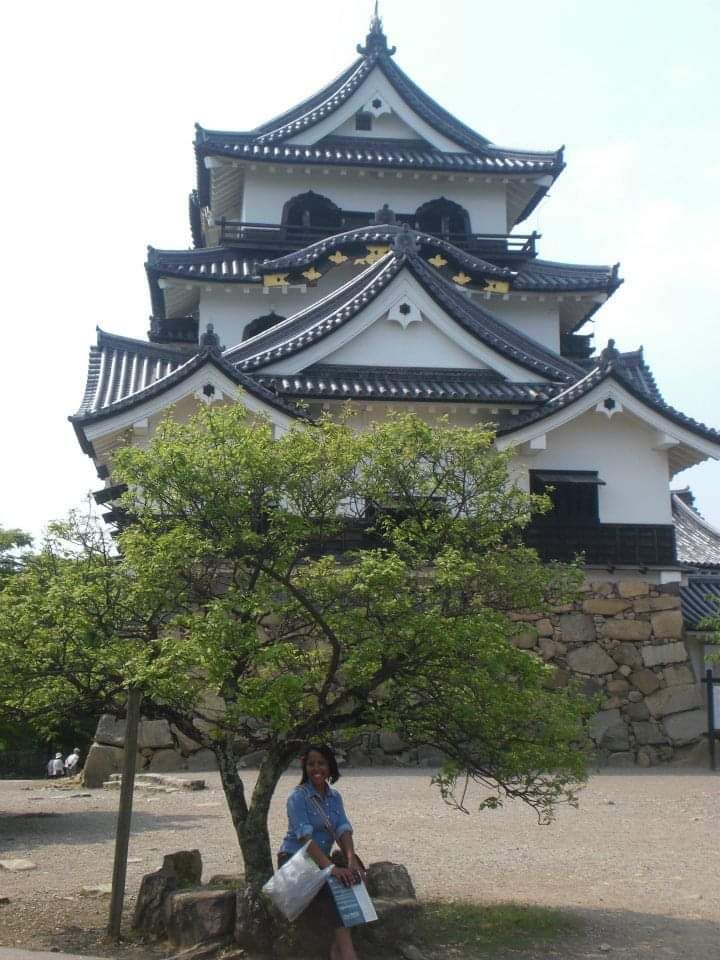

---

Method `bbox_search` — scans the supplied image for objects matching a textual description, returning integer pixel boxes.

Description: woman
[278,744,365,960]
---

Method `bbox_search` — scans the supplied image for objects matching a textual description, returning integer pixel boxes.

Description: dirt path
[1,768,718,958]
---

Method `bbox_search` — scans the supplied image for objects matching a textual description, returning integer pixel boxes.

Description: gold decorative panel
[355,244,390,266]
[428,254,448,268]
[484,279,510,294]
[263,273,289,287]
[328,250,348,265]
[302,266,323,282]
[452,271,471,286]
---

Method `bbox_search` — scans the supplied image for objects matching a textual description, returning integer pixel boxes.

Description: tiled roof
[225,240,584,383]
[72,330,303,429]
[497,360,720,445]
[673,493,720,569]
[253,224,512,279]
[680,577,720,629]
[147,246,255,280]
[254,365,561,404]
[195,17,562,176]
[195,128,562,175]
[513,258,621,293]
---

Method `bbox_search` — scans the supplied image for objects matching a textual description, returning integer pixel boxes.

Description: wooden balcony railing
[218,219,537,258]
[523,523,677,567]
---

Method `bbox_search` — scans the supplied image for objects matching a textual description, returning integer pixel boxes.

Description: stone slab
[663,709,707,745]
[165,889,236,949]
[642,642,688,668]
[583,599,631,615]
[589,709,621,743]
[646,684,702,719]
[617,580,650,598]
[629,669,661,695]
[557,612,595,644]
[633,596,681,613]
[95,714,126,747]
[0,859,36,872]
[566,643,617,675]
[149,748,188,773]
[138,719,174,750]
[650,610,684,639]
[601,619,652,642]
[632,721,668,746]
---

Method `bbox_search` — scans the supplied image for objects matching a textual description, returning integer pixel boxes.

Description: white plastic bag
[262,841,333,922]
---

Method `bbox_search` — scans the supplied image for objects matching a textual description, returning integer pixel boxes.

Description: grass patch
[418,900,580,953]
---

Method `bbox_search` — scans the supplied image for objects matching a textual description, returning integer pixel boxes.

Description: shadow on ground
[0,808,204,853]
[432,905,720,960]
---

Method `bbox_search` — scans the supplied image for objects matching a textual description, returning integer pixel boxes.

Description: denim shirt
[279,783,353,857]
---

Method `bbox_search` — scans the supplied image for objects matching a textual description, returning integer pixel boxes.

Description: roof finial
[357,1,396,56]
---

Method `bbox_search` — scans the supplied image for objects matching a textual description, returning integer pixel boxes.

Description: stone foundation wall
[509,577,706,766]
[84,578,707,781]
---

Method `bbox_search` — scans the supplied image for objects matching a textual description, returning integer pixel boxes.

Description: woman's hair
[299,743,341,785]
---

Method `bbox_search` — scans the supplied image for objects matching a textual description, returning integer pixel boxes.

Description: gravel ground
[1,768,719,959]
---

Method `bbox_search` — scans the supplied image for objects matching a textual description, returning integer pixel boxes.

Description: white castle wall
[240,168,509,234]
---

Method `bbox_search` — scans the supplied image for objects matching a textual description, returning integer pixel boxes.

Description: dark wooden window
[530,470,604,526]
[355,112,373,131]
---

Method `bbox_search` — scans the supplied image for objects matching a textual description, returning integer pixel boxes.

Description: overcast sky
[1,0,718,541]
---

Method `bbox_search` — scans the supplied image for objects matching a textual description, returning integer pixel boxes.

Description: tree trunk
[216,738,294,888]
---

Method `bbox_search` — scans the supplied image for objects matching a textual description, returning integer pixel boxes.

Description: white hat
[55,752,62,758]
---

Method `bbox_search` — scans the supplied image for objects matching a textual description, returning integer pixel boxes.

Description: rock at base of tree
[234,885,274,952]
[366,862,416,900]
[163,850,203,888]
[133,868,178,937]
[149,748,188,773]
[356,898,419,945]
[399,942,427,960]
[187,749,219,772]
[81,743,127,788]
[164,889,236,949]
[95,713,127,747]
[207,874,246,891]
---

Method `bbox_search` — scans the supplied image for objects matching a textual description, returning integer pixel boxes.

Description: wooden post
[107,686,143,942]
[706,668,717,773]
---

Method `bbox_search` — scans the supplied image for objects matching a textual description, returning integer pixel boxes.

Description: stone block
[645,684,702,718]
[602,722,630,751]
[663,665,695,687]
[589,708,621,743]
[81,743,127,788]
[512,631,537,649]
[171,725,203,756]
[164,889,235,948]
[583,599,631,616]
[366,862,416,900]
[663,709,707,745]
[138,719,174,751]
[601,619,652,642]
[629,669,661,695]
[604,751,634,768]
[557,612,596,645]
[632,721,668,745]
[163,850,203,888]
[538,639,560,661]
[619,664,632,677]
[641,642,688,668]
[650,611,684,639]
[636,746,660,767]
[536,618,554,637]
[618,580,650,598]
[133,869,178,936]
[606,677,630,695]
[633,596,681,613]
[358,898,419,945]
[566,643,617,675]
[612,642,642,668]
[95,714,126,747]
[379,731,407,754]
[196,691,227,721]
[149,749,188,773]
[186,749,219,772]
[622,700,650,721]
[416,745,445,767]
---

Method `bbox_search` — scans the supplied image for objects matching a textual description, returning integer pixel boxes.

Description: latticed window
[355,111,373,131]
[529,470,605,525]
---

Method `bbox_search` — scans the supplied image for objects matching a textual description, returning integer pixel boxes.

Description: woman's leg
[331,926,357,960]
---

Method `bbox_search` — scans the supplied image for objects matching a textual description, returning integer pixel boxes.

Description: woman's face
[305,750,330,789]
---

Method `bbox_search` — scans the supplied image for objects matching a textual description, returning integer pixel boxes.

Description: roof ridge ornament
[391,223,421,257]
[357,1,396,57]
[199,322,224,356]
[599,337,621,369]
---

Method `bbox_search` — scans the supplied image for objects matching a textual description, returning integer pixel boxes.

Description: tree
[110,404,591,885]
[0,525,32,583]
[0,405,592,889]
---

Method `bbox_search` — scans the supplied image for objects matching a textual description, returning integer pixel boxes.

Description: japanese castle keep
[72,12,720,768]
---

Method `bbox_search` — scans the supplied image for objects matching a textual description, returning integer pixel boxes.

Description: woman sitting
[278,744,365,960]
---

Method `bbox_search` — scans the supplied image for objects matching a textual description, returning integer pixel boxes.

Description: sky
[1,0,718,541]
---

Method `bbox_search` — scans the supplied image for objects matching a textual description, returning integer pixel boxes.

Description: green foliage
[111,403,591,821]
[0,526,33,582]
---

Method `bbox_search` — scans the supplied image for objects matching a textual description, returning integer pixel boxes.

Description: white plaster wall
[241,168,508,234]
[322,315,488,368]
[511,409,672,524]
[482,298,561,353]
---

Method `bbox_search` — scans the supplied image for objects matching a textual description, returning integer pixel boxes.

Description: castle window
[414,197,470,241]
[355,111,373,131]
[530,470,605,526]
[282,191,342,232]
